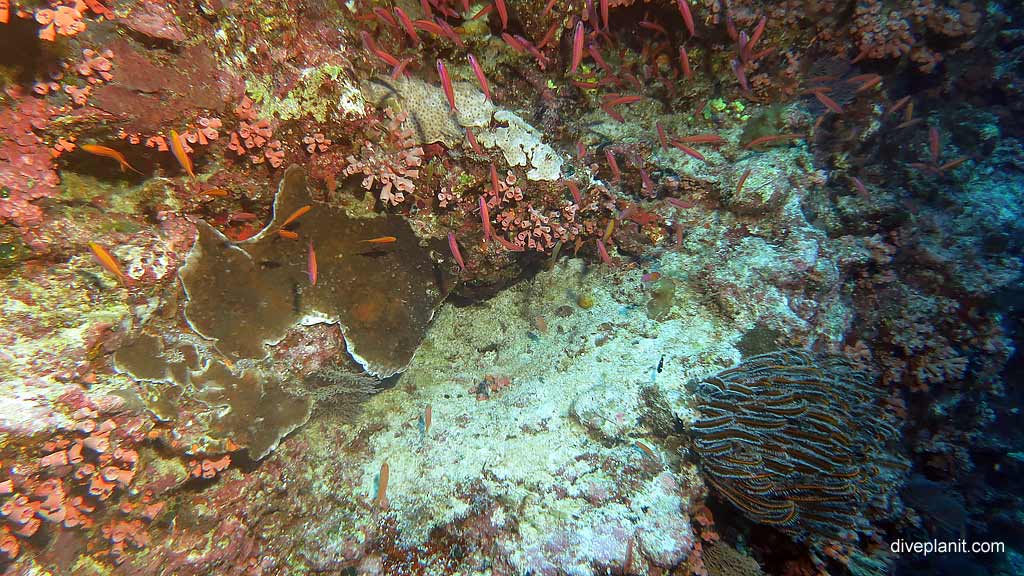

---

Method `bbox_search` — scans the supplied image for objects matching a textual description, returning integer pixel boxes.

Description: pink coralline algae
[0,93,61,237]
[342,110,424,206]
[123,1,186,42]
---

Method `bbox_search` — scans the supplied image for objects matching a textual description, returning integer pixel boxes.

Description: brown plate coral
[179,165,451,378]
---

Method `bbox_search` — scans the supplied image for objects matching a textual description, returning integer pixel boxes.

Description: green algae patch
[736,324,784,358]
[246,63,362,122]
[58,171,181,218]
[739,104,787,146]
[178,165,450,377]
[0,263,131,387]
[0,231,28,269]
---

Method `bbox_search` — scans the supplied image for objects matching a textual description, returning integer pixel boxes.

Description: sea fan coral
[688,349,908,546]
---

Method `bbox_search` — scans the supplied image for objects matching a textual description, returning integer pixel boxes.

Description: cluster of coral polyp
[227,96,285,167]
[342,109,424,206]
[0,393,162,565]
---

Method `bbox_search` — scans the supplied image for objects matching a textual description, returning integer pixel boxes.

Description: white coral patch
[478,110,562,181]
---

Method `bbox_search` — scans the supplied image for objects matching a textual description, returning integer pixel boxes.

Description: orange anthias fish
[81,145,143,175]
[360,236,397,244]
[198,188,229,197]
[169,130,195,178]
[280,205,311,229]
[87,242,126,285]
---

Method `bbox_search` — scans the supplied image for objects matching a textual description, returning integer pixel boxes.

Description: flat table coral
[179,165,450,377]
[113,332,312,459]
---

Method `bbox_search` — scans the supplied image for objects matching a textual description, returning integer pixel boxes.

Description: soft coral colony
[0,0,1020,574]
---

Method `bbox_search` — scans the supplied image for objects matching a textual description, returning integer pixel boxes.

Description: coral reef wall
[1,0,1022,574]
